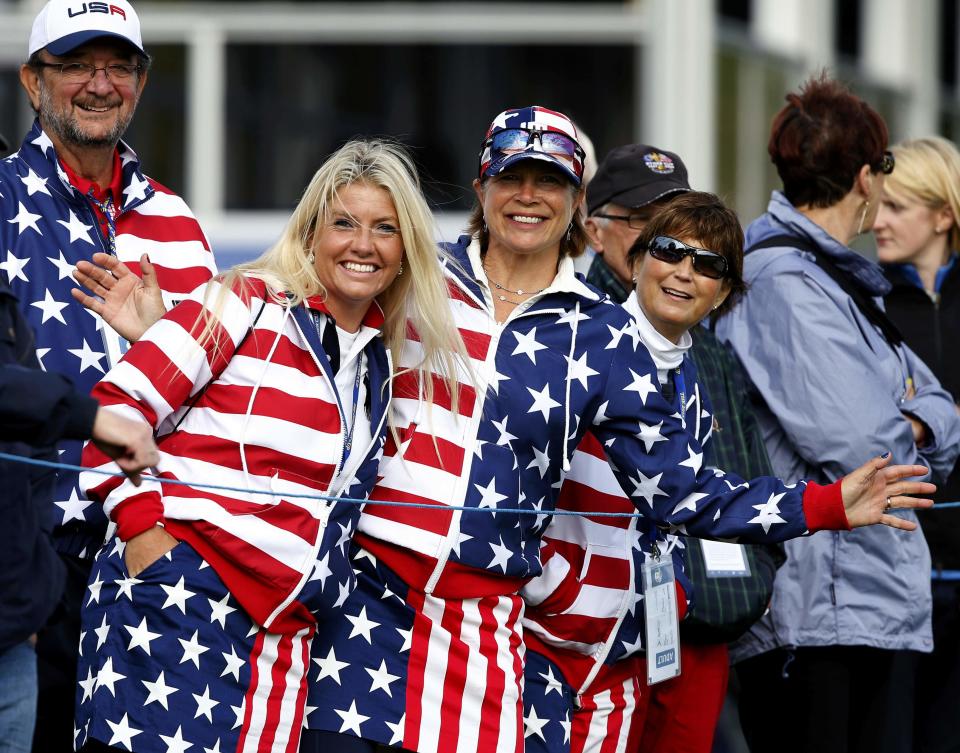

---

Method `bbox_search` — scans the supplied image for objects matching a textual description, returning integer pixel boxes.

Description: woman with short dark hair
[716,75,960,753]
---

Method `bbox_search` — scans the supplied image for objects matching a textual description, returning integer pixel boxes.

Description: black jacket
[883,260,960,569]
[0,277,98,653]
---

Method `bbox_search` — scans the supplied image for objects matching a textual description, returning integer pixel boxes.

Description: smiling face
[22,39,145,151]
[474,161,580,260]
[311,181,404,331]
[633,235,731,342]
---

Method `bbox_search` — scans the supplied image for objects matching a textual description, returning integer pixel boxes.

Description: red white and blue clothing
[79,276,393,751]
[522,293,707,753]
[304,235,848,753]
[0,120,217,558]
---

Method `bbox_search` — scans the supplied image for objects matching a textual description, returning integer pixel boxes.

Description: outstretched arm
[71,252,167,342]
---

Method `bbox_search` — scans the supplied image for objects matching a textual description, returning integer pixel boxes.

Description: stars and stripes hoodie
[82,277,393,633]
[353,235,847,601]
[0,120,216,557]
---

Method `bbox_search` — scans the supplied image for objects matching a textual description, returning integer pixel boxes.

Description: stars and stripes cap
[29,0,146,58]
[478,105,586,186]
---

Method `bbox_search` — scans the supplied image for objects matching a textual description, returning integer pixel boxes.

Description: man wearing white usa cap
[2,2,216,750]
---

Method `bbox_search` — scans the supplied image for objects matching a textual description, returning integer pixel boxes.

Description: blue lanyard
[86,190,118,256]
[647,366,688,557]
[312,312,364,468]
[674,367,687,431]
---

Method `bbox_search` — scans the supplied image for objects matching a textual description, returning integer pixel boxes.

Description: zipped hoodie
[82,276,392,634]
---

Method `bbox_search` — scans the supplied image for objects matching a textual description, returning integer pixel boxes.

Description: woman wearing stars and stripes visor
[298,106,935,753]
[74,140,466,753]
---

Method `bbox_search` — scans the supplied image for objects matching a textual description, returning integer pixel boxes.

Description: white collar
[466,237,600,302]
[622,293,691,376]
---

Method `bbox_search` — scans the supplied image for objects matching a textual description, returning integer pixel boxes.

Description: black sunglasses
[646,236,729,279]
[874,150,895,175]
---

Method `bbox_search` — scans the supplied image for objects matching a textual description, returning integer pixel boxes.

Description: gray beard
[38,82,135,150]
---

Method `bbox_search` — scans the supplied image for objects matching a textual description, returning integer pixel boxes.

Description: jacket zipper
[422,284,574,594]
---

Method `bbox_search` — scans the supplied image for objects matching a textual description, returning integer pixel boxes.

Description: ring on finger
[885,497,892,511]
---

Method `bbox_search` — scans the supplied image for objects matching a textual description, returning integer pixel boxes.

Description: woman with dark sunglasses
[715,75,960,753]
[520,191,750,753]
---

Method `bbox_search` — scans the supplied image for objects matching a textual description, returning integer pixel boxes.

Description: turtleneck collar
[623,292,691,385]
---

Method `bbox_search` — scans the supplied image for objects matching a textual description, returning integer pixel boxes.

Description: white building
[1,0,957,267]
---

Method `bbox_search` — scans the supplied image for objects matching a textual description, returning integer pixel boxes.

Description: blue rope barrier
[0,450,653,520]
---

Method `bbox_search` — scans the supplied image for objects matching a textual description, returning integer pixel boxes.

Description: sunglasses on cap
[646,236,729,279]
[482,128,585,171]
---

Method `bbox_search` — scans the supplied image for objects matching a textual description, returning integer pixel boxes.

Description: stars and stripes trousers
[75,538,313,753]
[523,650,647,753]
[304,547,525,753]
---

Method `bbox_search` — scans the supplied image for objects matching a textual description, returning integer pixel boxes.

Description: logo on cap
[67,3,128,20]
[643,152,675,174]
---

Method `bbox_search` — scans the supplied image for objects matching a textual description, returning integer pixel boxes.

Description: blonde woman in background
[74,139,465,753]
[874,135,960,753]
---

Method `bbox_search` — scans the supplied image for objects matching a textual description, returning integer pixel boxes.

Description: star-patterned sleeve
[591,327,847,542]
[82,277,265,540]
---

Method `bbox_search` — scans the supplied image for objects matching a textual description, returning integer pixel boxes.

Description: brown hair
[627,191,746,317]
[768,73,889,209]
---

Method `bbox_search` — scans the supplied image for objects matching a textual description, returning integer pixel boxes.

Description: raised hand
[840,453,935,530]
[71,252,166,342]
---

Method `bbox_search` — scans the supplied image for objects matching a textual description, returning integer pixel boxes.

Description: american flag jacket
[81,277,393,633]
[354,235,846,599]
[0,120,217,557]
[521,338,712,695]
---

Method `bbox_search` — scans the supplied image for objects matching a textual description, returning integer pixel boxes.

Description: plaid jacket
[685,325,785,643]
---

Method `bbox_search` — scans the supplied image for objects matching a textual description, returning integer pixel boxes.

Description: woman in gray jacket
[715,74,960,753]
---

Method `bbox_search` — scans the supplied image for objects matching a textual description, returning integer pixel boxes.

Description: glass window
[123,44,187,194]
[224,43,635,210]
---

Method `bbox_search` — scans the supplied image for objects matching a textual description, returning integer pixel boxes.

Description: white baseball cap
[28,0,146,58]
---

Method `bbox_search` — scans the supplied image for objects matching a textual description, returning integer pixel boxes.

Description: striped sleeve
[81,277,263,539]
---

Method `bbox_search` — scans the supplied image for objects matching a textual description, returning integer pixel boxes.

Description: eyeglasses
[34,62,141,83]
[592,211,650,230]
[482,128,585,171]
[646,235,729,279]
[874,150,895,175]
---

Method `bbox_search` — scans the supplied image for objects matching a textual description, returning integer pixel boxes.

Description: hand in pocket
[124,525,180,578]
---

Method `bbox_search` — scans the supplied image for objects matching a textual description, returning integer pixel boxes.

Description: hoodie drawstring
[561,301,581,473]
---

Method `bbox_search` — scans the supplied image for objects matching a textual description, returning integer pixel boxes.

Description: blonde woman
[73,139,465,753]
[873,135,960,753]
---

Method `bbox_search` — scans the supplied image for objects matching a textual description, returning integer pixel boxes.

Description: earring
[631,275,638,284]
[565,223,573,243]
[397,262,404,276]
[482,221,488,233]
[308,251,316,264]
[856,200,870,235]
[935,226,944,234]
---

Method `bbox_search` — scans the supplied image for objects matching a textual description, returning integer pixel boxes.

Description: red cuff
[676,581,688,621]
[113,492,165,541]
[801,480,850,532]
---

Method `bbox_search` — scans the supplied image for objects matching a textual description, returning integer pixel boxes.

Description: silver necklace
[483,266,548,303]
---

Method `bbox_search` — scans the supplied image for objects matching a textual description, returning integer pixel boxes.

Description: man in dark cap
[583,144,691,301]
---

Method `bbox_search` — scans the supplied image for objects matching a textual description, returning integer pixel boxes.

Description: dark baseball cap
[587,144,691,216]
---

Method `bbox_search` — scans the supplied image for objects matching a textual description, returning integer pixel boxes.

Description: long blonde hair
[203,139,467,410]
[886,136,960,251]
